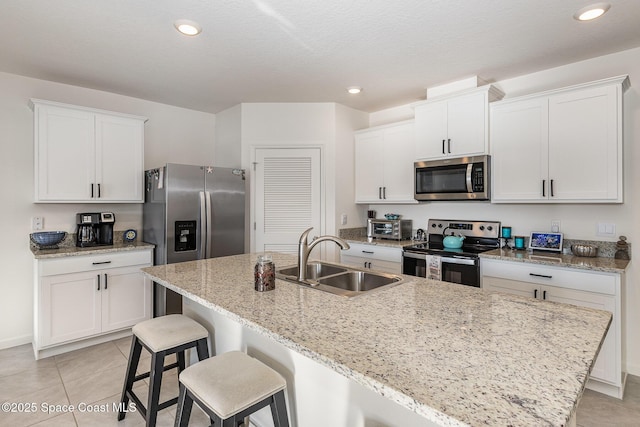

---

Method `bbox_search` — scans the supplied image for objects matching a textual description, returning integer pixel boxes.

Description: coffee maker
[76,212,115,247]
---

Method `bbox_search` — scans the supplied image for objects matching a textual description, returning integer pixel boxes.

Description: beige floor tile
[113,336,134,358]
[53,341,120,365]
[73,386,177,427]
[0,366,62,401]
[56,343,127,384]
[29,411,77,426]
[0,344,56,378]
[64,362,128,406]
[0,382,69,427]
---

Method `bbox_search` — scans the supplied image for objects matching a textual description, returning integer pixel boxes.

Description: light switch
[32,217,44,230]
[596,222,616,237]
[341,214,348,225]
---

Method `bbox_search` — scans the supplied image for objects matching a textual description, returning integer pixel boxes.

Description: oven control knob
[487,226,493,231]
[432,224,437,228]
[479,225,485,230]
[437,224,442,228]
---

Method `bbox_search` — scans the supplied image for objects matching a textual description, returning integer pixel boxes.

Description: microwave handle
[466,164,473,192]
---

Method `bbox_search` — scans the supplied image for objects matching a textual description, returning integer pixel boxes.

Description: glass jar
[254,254,275,291]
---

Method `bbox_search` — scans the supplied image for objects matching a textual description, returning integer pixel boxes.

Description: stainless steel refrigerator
[143,163,246,316]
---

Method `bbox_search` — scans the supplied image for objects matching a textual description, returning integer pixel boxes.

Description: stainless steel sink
[275,262,405,297]
[276,262,348,280]
[317,271,401,292]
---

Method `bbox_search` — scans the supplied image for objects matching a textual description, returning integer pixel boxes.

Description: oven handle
[403,251,427,260]
[440,256,477,266]
[466,164,473,193]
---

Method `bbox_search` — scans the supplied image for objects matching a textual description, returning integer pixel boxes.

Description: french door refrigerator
[143,163,246,316]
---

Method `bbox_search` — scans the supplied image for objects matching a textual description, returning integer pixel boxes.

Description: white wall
[366,46,640,376]
[213,104,242,168]
[0,71,216,349]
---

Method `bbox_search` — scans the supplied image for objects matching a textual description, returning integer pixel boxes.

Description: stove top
[404,219,501,258]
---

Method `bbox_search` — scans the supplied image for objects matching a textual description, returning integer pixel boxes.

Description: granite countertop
[31,241,155,259]
[480,248,630,273]
[142,253,611,427]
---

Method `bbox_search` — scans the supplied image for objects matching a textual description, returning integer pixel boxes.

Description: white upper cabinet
[31,99,147,203]
[490,75,629,203]
[414,86,503,160]
[355,120,416,204]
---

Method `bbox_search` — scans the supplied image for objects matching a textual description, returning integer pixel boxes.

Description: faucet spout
[297,227,350,282]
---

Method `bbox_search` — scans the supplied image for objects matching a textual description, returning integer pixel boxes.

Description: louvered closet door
[254,148,321,254]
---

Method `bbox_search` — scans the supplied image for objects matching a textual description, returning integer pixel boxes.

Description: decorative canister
[254,254,275,291]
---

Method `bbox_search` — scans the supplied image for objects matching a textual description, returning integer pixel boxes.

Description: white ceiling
[2,0,640,114]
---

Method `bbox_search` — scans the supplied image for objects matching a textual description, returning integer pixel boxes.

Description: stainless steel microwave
[414,155,490,201]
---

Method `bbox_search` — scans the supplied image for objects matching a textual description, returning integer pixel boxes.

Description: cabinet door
[548,85,620,201]
[95,114,145,202]
[541,285,617,384]
[490,98,549,201]
[35,105,95,201]
[414,101,448,159]
[382,123,415,202]
[446,91,487,156]
[482,276,538,298]
[355,130,385,203]
[40,272,101,346]
[101,266,152,332]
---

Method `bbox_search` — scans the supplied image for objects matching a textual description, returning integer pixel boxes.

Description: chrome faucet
[297,227,350,282]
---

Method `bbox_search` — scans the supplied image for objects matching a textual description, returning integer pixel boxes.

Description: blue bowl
[30,231,67,248]
[384,214,400,220]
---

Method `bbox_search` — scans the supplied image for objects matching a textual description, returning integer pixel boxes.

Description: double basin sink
[275,261,405,298]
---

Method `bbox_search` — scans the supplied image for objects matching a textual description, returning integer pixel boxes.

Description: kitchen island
[142,253,611,427]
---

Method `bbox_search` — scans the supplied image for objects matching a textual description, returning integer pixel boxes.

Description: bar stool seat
[175,351,289,427]
[118,314,210,427]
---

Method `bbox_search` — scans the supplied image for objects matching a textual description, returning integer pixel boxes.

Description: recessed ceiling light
[174,19,202,36]
[347,86,362,94]
[574,3,610,21]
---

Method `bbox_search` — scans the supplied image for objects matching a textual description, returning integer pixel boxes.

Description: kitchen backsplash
[29,230,134,249]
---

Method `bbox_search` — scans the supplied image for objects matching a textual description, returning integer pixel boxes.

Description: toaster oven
[367,219,412,240]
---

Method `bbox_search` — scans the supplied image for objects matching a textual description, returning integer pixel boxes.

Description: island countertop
[142,253,611,427]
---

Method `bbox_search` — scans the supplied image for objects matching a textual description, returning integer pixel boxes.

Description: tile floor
[0,338,639,426]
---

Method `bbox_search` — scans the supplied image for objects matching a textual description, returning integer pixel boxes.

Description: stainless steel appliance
[367,218,412,241]
[414,155,490,201]
[143,164,246,316]
[76,212,115,247]
[402,219,500,287]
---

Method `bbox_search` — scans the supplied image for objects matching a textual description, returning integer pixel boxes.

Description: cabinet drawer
[341,243,402,262]
[39,250,152,276]
[481,259,617,295]
[340,255,401,275]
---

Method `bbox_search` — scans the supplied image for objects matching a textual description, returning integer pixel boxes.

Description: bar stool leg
[146,351,166,427]
[196,337,210,360]
[270,390,290,427]
[118,336,142,421]
[175,383,193,427]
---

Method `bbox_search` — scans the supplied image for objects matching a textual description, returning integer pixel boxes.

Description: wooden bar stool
[118,314,210,427]
[175,351,289,427]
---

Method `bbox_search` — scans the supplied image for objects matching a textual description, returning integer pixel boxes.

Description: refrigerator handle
[205,191,213,258]
[199,191,206,259]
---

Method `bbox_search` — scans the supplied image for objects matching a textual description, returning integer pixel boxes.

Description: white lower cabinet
[34,249,153,358]
[481,258,625,398]
[340,243,402,275]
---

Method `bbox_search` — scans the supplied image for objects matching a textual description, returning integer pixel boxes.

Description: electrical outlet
[32,217,44,230]
[551,220,560,233]
[340,214,348,225]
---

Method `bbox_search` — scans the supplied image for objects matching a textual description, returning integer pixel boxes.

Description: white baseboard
[0,334,32,350]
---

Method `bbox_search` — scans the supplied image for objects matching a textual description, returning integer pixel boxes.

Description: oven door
[440,256,480,287]
[402,251,427,278]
